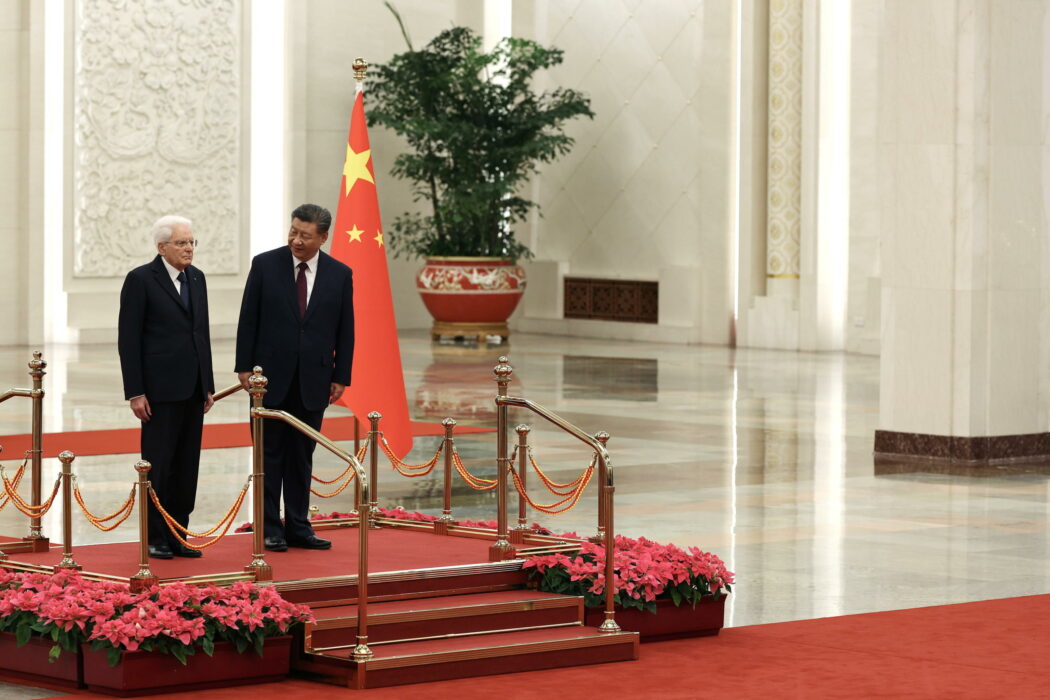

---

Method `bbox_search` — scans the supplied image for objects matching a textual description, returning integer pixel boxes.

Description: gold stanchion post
[591,431,610,544]
[510,424,531,545]
[595,431,620,633]
[130,460,158,591]
[350,54,374,664]
[367,411,381,529]
[435,417,457,535]
[55,451,81,570]
[489,357,514,560]
[245,367,272,581]
[28,352,48,551]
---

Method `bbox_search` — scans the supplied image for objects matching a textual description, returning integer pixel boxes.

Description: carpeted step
[294,625,639,689]
[307,590,584,647]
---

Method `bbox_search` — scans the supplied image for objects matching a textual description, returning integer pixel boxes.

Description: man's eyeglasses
[166,239,198,249]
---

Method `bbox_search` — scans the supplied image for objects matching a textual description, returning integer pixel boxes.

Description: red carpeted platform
[0,418,493,459]
[3,526,495,582]
[20,593,1050,699]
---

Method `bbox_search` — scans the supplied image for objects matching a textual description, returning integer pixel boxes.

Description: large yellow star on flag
[342,145,374,196]
[375,229,384,248]
[346,225,364,243]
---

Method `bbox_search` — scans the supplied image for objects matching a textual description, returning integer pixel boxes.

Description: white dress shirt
[161,257,186,294]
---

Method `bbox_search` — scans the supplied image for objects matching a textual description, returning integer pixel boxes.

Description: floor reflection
[3,331,1050,635]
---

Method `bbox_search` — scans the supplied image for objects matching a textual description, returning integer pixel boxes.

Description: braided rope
[0,459,28,511]
[527,446,591,496]
[73,478,136,532]
[509,460,594,515]
[148,477,249,549]
[310,471,357,498]
[311,461,358,485]
[381,437,442,477]
[1,468,61,517]
[451,448,498,491]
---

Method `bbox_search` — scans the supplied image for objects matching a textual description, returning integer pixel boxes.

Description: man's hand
[238,371,252,391]
[204,392,214,414]
[329,382,346,403]
[130,395,151,422]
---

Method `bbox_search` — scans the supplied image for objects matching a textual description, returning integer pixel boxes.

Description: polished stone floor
[3,331,1050,695]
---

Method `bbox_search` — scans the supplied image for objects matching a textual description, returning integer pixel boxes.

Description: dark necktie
[296,262,308,317]
[177,271,190,310]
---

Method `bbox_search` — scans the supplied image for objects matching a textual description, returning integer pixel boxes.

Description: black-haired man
[235,204,355,552]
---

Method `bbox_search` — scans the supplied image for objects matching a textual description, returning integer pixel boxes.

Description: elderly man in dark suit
[235,203,354,552]
[118,215,215,559]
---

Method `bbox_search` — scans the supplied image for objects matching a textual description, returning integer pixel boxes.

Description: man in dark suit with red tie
[235,203,355,552]
[118,215,215,559]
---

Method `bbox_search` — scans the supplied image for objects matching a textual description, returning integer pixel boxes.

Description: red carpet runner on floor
[0,418,494,459]
[19,593,1050,699]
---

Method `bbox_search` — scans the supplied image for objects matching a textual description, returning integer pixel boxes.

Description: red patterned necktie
[296,262,308,317]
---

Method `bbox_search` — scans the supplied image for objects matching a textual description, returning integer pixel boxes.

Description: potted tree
[368,7,593,342]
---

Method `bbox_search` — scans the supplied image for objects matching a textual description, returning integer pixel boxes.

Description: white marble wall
[511,0,736,344]
[878,0,1050,437]
[0,0,28,345]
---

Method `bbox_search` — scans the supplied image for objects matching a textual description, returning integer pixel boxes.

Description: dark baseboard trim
[874,429,1050,463]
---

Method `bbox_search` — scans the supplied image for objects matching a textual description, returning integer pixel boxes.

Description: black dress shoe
[287,535,331,550]
[264,536,288,552]
[149,543,174,559]
[171,543,203,558]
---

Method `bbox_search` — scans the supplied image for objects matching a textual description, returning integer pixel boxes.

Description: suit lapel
[150,256,188,314]
[187,265,202,320]
[302,253,329,325]
[279,248,302,321]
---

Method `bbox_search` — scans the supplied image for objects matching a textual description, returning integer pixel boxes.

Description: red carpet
[4,527,493,580]
[0,418,493,459]
[18,593,1050,699]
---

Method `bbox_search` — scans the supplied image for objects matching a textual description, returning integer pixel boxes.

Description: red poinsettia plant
[0,568,312,666]
[522,535,734,614]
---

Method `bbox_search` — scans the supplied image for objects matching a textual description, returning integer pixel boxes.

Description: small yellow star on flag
[375,229,384,248]
[342,145,374,196]
[346,225,364,243]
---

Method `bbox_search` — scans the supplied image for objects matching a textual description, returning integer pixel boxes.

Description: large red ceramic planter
[81,636,291,696]
[0,633,81,687]
[585,596,726,642]
[417,257,526,341]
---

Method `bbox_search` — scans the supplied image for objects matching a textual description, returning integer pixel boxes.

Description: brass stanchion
[595,431,620,633]
[489,357,514,560]
[245,367,272,581]
[434,417,457,535]
[350,55,374,664]
[55,451,81,570]
[591,431,610,544]
[510,424,531,545]
[367,411,381,529]
[130,460,158,591]
[28,352,48,551]
[0,445,6,561]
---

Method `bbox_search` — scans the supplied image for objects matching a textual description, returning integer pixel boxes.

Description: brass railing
[492,357,621,634]
[0,352,49,551]
[248,368,373,661]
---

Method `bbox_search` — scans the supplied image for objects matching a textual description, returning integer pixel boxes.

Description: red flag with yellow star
[330,87,413,458]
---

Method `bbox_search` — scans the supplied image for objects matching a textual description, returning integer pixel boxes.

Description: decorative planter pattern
[417,257,526,323]
[585,596,726,642]
[81,636,292,696]
[0,632,81,687]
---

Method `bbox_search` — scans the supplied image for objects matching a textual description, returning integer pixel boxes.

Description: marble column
[747,0,803,348]
[875,0,1050,463]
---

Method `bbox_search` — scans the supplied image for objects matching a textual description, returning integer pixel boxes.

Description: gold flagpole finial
[353,58,368,83]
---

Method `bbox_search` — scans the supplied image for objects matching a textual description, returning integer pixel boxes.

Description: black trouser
[142,385,204,548]
[263,372,325,542]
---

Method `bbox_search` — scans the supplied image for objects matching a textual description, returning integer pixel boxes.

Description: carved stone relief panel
[766,0,802,279]
[73,0,243,278]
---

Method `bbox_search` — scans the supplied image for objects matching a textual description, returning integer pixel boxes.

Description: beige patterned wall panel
[766,0,802,278]
[73,0,243,278]
[527,0,712,279]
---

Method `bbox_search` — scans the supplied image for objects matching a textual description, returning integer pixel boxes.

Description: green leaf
[15,622,31,646]
[201,636,215,657]
[254,634,265,658]
[48,644,62,661]
[106,648,123,667]
[669,587,682,606]
[171,645,188,666]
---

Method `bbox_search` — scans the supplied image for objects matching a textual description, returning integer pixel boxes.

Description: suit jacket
[118,256,215,402]
[235,246,355,412]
